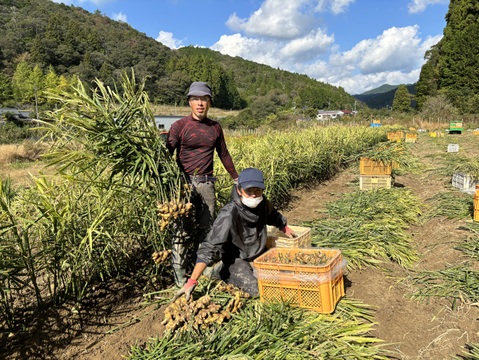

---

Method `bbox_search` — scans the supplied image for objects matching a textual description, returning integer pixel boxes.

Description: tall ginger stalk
[0,71,191,314]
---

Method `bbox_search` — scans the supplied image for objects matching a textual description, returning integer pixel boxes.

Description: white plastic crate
[452,172,477,190]
[359,175,392,190]
[447,144,459,153]
[266,225,311,248]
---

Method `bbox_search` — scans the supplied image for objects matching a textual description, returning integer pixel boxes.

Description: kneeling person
[174,167,296,300]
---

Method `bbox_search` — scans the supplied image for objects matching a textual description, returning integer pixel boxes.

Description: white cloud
[331,70,421,95]
[49,0,445,95]
[339,27,438,93]
[408,0,448,14]
[214,0,447,94]
[280,29,334,63]
[312,0,355,14]
[226,0,319,40]
[329,0,355,15]
[112,12,127,23]
[78,0,114,5]
[420,34,443,54]
[358,26,422,74]
[212,29,334,69]
[320,26,441,93]
[156,31,184,50]
[212,23,440,95]
[214,0,339,70]
[211,34,281,67]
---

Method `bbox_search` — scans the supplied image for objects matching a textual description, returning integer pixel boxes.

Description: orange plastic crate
[387,131,403,142]
[475,189,479,222]
[253,248,346,313]
[405,133,418,143]
[360,157,392,175]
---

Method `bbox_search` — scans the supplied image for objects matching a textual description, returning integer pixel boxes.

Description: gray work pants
[171,180,215,286]
[220,258,259,296]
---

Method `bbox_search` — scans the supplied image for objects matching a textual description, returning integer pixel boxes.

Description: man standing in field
[166,81,238,287]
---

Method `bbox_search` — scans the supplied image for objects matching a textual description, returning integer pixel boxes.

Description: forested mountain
[353,84,416,110]
[0,0,357,124]
[357,84,404,96]
[416,0,479,113]
[176,47,354,112]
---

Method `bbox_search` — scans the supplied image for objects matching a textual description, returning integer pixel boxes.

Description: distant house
[340,109,356,116]
[154,115,184,131]
[0,108,32,121]
[316,110,344,121]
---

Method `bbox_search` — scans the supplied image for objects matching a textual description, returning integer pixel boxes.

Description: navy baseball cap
[187,82,212,98]
[238,168,265,189]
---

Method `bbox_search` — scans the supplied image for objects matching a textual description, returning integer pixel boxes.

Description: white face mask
[241,196,263,208]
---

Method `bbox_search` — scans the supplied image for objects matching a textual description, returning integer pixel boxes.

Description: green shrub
[0,122,36,144]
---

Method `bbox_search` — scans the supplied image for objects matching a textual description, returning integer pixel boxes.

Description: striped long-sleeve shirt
[166,115,238,179]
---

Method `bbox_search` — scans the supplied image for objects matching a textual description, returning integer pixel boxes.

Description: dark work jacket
[196,188,287,266]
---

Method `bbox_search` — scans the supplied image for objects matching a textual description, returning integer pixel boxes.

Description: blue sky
[51,0,449,95]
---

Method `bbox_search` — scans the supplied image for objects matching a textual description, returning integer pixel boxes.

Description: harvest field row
[1,76,479,359]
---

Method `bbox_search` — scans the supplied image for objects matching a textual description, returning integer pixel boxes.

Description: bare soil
[2,131,479,360]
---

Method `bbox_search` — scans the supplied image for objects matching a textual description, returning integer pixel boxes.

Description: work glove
[172,278,198,302]
[280,225,297,238]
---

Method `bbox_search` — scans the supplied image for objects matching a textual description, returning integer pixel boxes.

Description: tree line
[0,0,358,129]
[415,0,479,114]
[3,0,478,124]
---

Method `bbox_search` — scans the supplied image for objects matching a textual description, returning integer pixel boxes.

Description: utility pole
[34,82,39,119]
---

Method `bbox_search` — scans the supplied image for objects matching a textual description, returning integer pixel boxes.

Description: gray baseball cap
[187,82,212,98]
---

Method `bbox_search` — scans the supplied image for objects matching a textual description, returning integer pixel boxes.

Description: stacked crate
[405,132,418,143]
[449,121,463,134]
[359,157,392,190]
[475,185,479,222]
[387,131,403,142]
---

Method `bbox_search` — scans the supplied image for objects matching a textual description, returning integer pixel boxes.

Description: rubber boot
[172,265,187,287]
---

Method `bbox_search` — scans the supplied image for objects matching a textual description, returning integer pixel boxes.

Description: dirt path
[279,146,479,359]
[3,131,479,360]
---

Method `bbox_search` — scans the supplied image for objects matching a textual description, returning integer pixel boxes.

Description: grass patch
[305,188,422,270]
[424,191,474,220]
[408,222,479,307]
[128,295,390,360]
[151,104,239,119]
[0,141,46,164]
